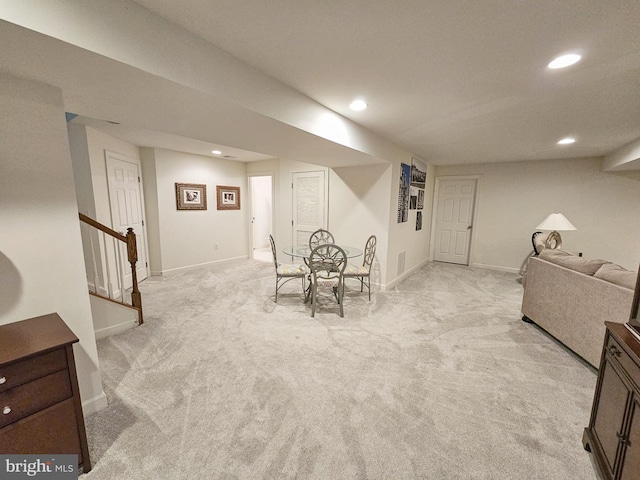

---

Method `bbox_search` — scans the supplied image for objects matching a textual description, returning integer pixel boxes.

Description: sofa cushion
[539,248,609,275]
[594,263,637,290]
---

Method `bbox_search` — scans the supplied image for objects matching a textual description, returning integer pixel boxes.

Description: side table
[0,313,91,473]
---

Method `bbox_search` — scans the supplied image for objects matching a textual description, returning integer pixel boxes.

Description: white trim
[81,392,108,417]
[161,255,248,275]
[470,262,521,274]
[382,259,430,290]
[94,319,138,340]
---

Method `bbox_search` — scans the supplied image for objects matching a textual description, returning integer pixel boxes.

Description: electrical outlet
[214,243,219,250]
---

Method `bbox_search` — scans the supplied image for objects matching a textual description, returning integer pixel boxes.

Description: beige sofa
[521,249,636,367]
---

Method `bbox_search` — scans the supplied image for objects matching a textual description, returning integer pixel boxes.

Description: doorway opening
[249,174,274,262]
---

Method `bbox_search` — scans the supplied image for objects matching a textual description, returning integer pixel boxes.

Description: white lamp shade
[536,212,577,231]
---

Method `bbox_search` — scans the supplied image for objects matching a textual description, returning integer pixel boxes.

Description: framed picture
[175,183,207,210]
[216,185,241,210]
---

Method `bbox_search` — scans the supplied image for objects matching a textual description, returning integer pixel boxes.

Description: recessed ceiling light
[349,99,368,111]
[548,54,582,69]
[557,137,576,145]
[211,150,222,155]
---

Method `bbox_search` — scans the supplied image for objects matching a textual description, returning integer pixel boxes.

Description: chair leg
[367,275,371,301]
[275,278,278,303]
[339,281,344,317]
[311,283,316,317]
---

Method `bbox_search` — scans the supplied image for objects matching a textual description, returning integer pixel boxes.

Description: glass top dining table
[282,245,363,259]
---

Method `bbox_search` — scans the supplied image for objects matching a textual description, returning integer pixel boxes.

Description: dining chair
[344,235,376,300]
[308,244,347,317]
[269,235,308,302]
[309,229,335,249]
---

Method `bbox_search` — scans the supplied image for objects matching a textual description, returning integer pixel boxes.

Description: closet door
[433,178,476,265]
[292,171,327,246]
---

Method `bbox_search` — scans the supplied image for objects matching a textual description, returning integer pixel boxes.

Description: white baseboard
[82,391,108,417]
[470,262,521,274]
[94,320,138,340]
[161,255,249,275]
[383,259,430,291]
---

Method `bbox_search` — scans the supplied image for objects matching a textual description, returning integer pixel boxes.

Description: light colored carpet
[84,260,599,479]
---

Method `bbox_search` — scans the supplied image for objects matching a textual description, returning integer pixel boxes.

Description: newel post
[126,228,143,324]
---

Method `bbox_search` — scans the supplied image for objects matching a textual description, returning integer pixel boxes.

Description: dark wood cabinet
[584,322,640,480]
[0,313,91,473]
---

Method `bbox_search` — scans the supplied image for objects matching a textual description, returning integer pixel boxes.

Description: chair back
[268,234,279,268]
[309,229,335,249]
[362,235,377,270]
[308,244,347,280]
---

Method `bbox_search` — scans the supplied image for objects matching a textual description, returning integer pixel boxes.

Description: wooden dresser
[583,322,640,480]
[0,313,91,473]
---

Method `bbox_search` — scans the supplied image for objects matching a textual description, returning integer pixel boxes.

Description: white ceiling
[3,2,639,166]
[70,115,275,163]
[124,0,640,166]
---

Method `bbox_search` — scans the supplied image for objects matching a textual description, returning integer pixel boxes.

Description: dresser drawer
[607,334,640,388]
[0,348,67,393]
[0,369,72,428]
[0,398,83,463]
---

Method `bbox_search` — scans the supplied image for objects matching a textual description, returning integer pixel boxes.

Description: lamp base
[544,231,562,250]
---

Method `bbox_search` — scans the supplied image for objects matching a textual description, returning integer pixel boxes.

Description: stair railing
[78,213,143,325]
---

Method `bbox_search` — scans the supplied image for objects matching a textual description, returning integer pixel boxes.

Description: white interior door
[106,151,148,287]
[292,170,327,246]
[249,175,273,258]
[433,178,477,265]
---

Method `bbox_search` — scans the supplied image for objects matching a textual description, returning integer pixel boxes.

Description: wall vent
[397,251,406,276]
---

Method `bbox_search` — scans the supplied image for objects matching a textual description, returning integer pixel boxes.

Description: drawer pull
[0,376,5,384]
[608,345,621,357]
[2,406,11,415]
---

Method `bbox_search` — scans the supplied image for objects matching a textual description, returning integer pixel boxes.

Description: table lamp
[534,212,577,251]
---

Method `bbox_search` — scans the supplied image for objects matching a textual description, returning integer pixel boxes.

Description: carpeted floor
[84,259,599,479]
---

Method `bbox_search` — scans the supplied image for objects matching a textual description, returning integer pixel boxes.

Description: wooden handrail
[79,213,126,242]
[78,213,143,325]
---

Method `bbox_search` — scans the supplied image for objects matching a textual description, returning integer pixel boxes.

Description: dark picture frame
[175,183,207,210]
[216,185,241,210]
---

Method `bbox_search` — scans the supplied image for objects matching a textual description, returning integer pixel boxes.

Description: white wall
[435,157,640,272]
[140,148,163,275]
[329,164,392,287]
[384,159,436,288]
[249,156,435,289]
[142,148,249,273]
[268,158,330,249]
[0,0,407,166]
[68,124,143,294]
[0,73,106,414]
[85,126,141,225]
